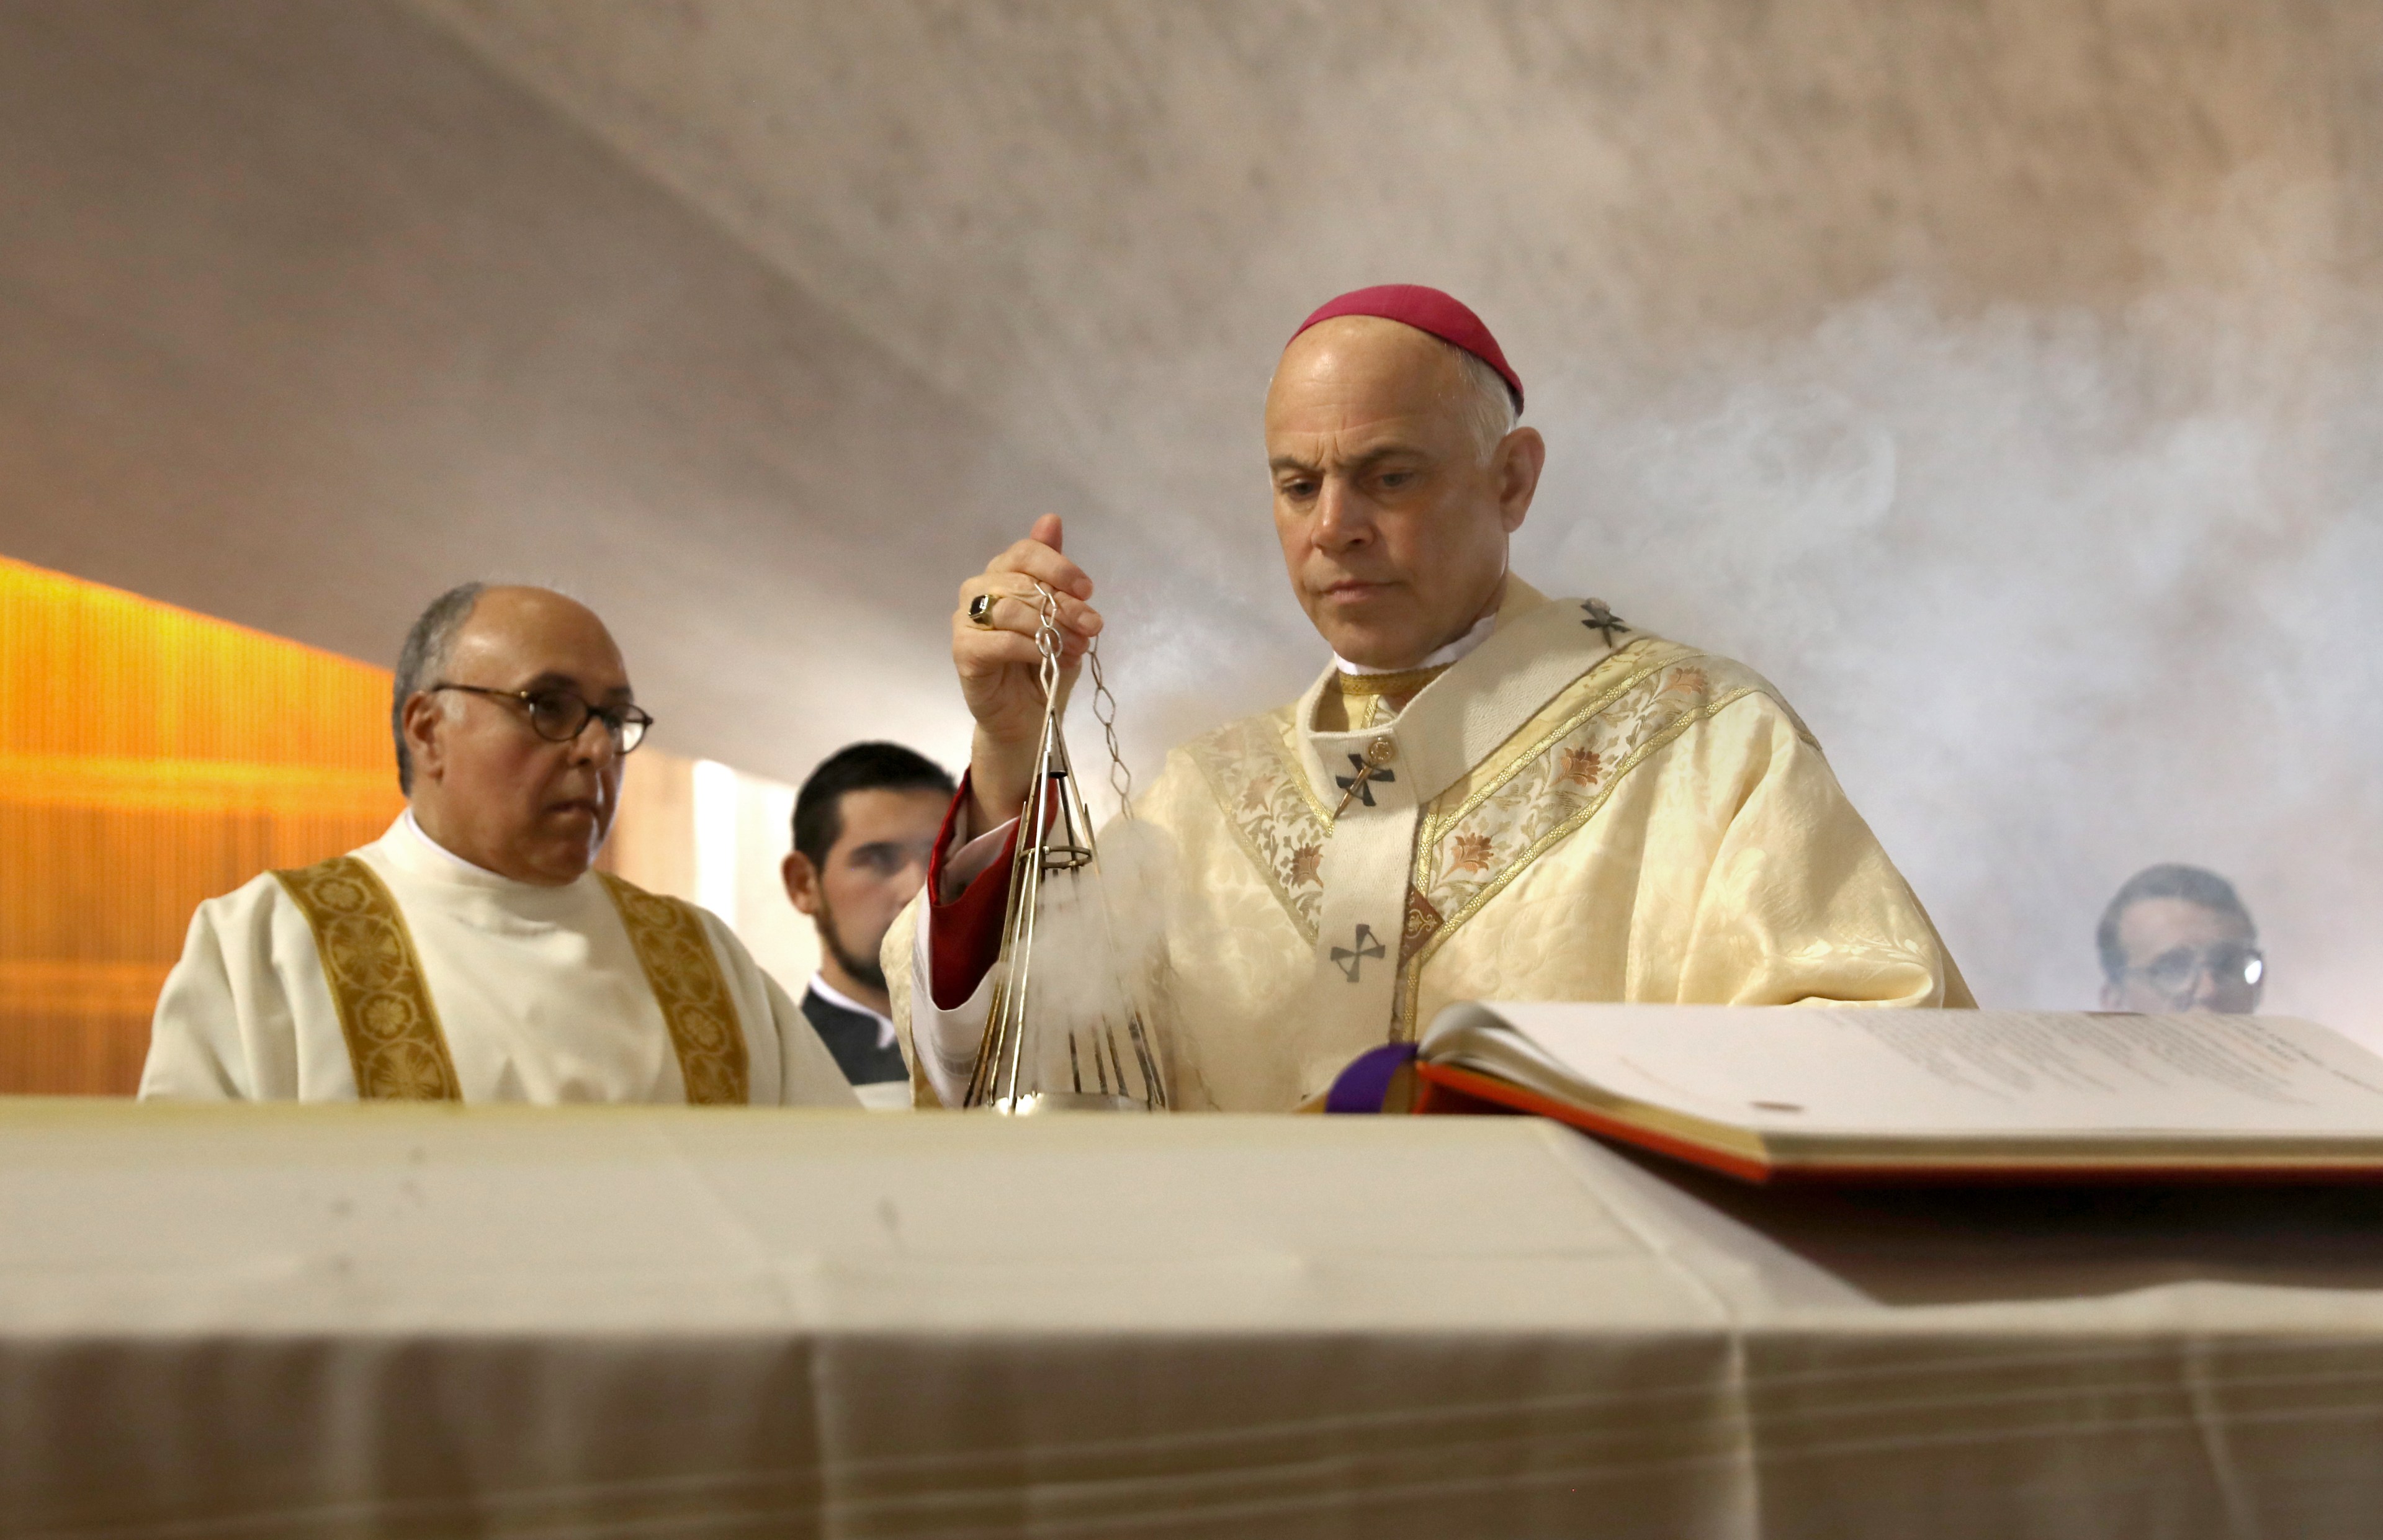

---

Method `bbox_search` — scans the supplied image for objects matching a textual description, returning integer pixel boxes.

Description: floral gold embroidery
[1190,713,1328,940]
[274,857,462,1101]
[600,874,750,1104]
[1408,651,1779,1032]
[1186,634,1803,1045]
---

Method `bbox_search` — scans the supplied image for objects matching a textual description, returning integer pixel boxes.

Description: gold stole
[272,857,750,1103]
[272,857,462,1099]
[595,872,750,1104]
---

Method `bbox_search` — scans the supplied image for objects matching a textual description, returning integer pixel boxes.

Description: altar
[4,1099,2380,1536]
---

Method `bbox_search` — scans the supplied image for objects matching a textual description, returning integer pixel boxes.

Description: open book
[1412,1004,2383,1184]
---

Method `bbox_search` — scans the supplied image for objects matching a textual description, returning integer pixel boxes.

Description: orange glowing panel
[0,555,405,1094]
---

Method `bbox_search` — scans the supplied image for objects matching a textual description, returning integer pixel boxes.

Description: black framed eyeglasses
[431,683,653,753]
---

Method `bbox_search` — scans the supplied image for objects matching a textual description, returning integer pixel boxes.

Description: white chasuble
[892,580,1973,1114]
[141,815,858,1107]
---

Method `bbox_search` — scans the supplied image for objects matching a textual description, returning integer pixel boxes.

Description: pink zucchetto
[1288,284,1523,411]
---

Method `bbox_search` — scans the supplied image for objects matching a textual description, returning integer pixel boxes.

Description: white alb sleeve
[905,893,997,1108]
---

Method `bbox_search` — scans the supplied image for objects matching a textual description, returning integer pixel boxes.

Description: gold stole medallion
[597,873,751,1105]
[273,856,463,1100]
[275,857,751,1104]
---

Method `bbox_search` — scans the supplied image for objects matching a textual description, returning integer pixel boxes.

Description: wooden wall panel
[0,557,405,1094]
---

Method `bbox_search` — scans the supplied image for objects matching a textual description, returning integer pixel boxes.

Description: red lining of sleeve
[926,772,1016,1010]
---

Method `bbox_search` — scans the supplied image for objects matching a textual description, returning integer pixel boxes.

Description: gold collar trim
[1335,665,1450,699]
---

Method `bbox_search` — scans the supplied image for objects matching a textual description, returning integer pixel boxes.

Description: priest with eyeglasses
[141,583,856,1107]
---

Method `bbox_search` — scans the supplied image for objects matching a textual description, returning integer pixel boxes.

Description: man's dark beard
[817,893,887,993]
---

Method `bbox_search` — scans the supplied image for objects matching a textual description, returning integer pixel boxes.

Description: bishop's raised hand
[952,514,1102,831]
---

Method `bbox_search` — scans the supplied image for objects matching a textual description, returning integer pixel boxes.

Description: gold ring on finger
[966,592,999,629]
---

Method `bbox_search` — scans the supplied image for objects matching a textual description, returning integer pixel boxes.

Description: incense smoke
[1525,282,2381,1042]
[1008,812,1178,1099]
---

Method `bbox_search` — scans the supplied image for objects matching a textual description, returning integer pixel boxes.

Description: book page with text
[1430,1006,2383,1138]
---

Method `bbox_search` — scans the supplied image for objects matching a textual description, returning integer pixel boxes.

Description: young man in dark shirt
[782,743,954,1108]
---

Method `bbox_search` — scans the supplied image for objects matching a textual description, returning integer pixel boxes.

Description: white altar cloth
[2,1099,2380,1537]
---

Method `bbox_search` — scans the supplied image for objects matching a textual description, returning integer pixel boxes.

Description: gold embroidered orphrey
[272,857,749,1103]
[1189,636,1806,1039]
[272,856,462,1099]
[597,872,750,1104]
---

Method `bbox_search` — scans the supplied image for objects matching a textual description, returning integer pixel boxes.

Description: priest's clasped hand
[952,511,1103,833]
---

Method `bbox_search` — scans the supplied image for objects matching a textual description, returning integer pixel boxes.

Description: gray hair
[391,582,486,795]
[1440,340,1519,462]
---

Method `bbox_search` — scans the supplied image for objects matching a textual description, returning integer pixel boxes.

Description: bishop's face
[405,588,632,886]
[1265,316,1543,669]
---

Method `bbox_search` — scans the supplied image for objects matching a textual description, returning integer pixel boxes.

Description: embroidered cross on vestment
[1331,924,1388,983]
[1332,741,1399,819]
[1580,598,1631,646]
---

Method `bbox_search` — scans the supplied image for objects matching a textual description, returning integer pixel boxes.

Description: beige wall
[0,0,1024,790]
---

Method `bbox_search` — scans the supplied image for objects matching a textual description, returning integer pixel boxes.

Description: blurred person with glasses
[142,583,857,1108]
[2096,863,2266,1014]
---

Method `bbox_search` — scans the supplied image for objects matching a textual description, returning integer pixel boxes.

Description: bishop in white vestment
[140,584,855,1108]
[892,285,1970,1112]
